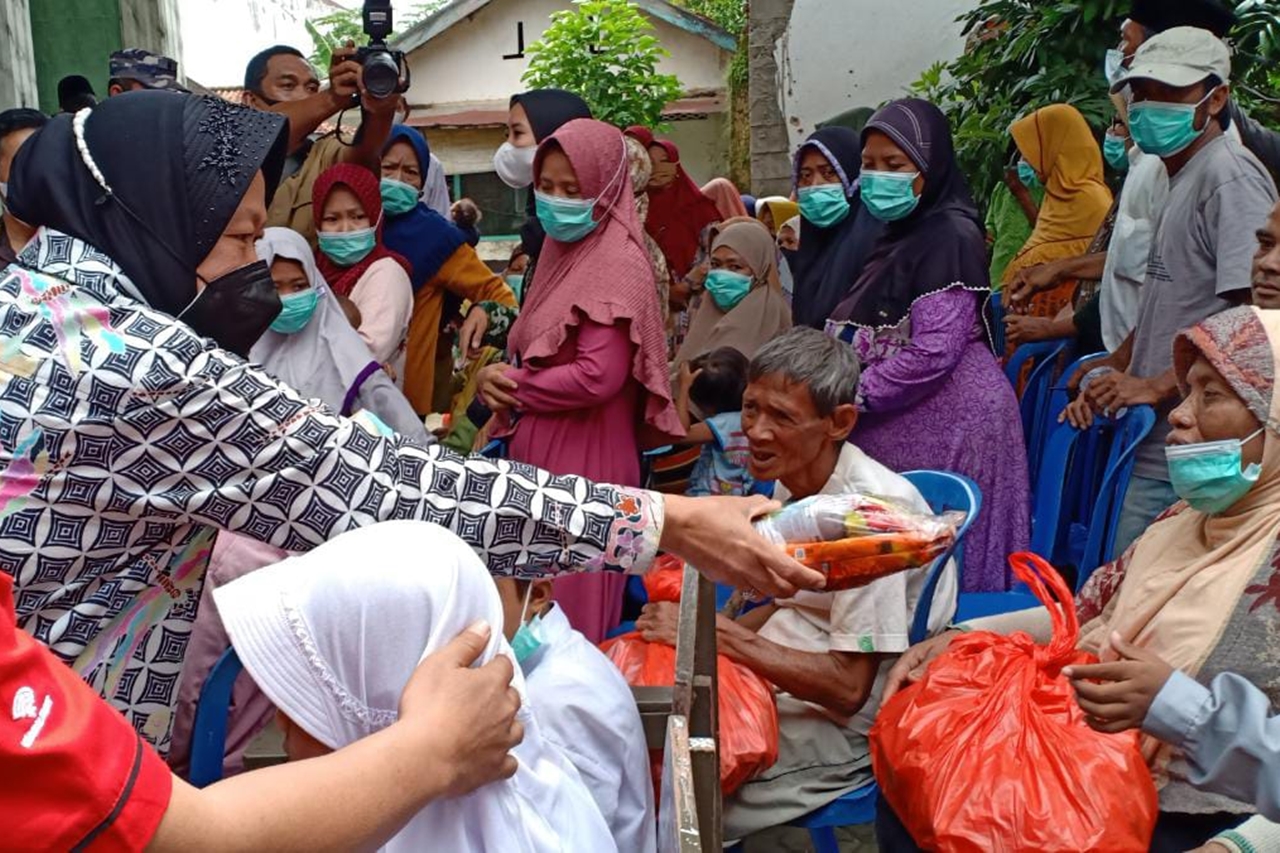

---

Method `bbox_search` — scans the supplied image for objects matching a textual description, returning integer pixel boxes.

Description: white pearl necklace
[72,107,112,195]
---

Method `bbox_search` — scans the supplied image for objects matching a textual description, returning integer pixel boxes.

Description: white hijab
[214,521,616,853]
[252,228,430,442]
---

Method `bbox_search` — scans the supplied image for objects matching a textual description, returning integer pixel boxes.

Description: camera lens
[362,51,400,99]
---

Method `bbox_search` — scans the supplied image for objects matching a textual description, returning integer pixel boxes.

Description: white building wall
[404,0,727,110]
[776,0,975,148]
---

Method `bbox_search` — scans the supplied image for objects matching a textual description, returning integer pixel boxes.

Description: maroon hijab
[509,119,681,438]
[644,139,722,279]
[312,163,410,297]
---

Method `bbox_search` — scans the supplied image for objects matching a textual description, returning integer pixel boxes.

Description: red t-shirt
[1,572,171,850]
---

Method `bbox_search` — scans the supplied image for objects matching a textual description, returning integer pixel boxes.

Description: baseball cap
[109,48,189,93]
[1111,26,1231,94]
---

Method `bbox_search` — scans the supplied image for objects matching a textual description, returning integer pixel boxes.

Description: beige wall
[664,114,729,186]
[404,0,728,110]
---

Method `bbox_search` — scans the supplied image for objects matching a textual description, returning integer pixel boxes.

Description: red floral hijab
[312,164,410,297]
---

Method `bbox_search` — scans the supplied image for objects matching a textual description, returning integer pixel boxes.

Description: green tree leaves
[522,1,685,129]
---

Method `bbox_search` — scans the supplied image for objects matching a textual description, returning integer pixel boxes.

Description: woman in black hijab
[494,89,592,269]
[825,98,1029,593]
[789,126,884,329]
[0,93,814,762]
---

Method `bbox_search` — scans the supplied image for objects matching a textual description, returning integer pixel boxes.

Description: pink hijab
[701,177,749,220]
[509,119,681,438]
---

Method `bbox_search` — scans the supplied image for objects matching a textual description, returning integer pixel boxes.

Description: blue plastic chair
[783,471,980,850]
[189,647,244,788]
[1030,405,1157,590]
[1006,339,1073,487]
[478,438,506,459]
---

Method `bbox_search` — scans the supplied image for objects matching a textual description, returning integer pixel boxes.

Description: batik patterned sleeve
[129,343,663,577]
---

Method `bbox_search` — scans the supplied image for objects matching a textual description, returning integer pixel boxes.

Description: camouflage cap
[109,48,189,93]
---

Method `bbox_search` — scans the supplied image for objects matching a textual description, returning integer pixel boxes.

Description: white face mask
[494,141,536,189]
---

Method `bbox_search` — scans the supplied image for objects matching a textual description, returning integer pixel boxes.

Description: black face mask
[178,260,281,357]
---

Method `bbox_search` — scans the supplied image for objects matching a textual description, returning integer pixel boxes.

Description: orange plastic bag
[602,632,778,796]
[753,494,959,591]
[869,553,1158,853]
[641,553,687,603]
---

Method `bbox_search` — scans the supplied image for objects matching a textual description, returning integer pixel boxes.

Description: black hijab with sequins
[8,91,287,317]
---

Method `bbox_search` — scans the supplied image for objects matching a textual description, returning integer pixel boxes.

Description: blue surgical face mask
[379,177,420,216]
[1127,90,1216,158]
[269,288,321,334]
[859,170,921,222]
[797,183,851,229]
[535,191,599,243]
[510,583,545,666]
[1103,132,1130,172]
[1165,427,1265,515]
[1103,48,1131,86]
[505,273,525,302]
[1017,159,1040,189]
[317,226,377,266]
[704,269,753,311]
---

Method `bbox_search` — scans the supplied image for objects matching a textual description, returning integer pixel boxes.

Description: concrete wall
[119,0,182,67]
[0,0,38,109]
[749,0,976,195]
[403,0,728,111]
[29,0,123,113]
[665,113,728,186]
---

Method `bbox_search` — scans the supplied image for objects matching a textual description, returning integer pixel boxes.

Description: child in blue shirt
[678,347,756,497]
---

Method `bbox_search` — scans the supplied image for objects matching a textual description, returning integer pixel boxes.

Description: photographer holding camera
[246,1,408,244]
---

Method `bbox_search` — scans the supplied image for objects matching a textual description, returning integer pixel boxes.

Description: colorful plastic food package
[869,553,1158,852]
[602,631,779,797]
[753,494,960,591]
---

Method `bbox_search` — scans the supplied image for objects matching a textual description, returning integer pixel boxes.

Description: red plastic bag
[869,553,1158,853]
[642,554,687,603]
[602,632,778,796]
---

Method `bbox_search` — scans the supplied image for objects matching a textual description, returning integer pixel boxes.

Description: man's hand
[1059,393,1099,430]
[1004,314,1058,347]
[882,629,962,702]
[399,621,522,798]
[660,494,826,599]
[635,601,680,646]
[1062,632,1174,734]
[328,42,362,108]
[1084,371,1161,413]
[458,306,490,362]
[476,363,519,413]
[1004,262,1060,309]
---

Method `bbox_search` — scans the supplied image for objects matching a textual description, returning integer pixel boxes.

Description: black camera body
[358,0,410,100]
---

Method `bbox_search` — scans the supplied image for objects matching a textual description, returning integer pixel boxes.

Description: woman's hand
[882,629,963,702]
[1085,371,1161,413]
[636,601,681,646]
[1059,393,1099,430]
[1003,262,1060,310]
[1062,633,1174,734]
[659,494,826,599]
[1004,314,1058,347]
[669,278,693,312]
[476,363,519,413]
[458,306,490,362]
[399,621,522,798]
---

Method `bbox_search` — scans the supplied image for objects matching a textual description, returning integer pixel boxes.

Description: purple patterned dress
[851,287,1029,591]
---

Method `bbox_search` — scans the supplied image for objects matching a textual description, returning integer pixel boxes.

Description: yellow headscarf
[756,196,800,233]
[1001,104,1113,286]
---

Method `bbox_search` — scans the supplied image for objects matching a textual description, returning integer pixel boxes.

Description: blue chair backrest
[1007,339,1073,485]
[478,439,507,459]
[988,292,1006,354]
[902,470,982,644]
[1030,405,1157,589]
[189,647,244,788]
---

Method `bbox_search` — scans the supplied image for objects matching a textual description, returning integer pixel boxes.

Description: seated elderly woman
[881,305,1280,853]
[638,327,958,839]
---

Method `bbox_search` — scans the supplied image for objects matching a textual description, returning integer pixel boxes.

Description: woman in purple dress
[826,99,1029,591]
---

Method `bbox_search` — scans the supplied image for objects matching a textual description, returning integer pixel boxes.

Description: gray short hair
[748,327,861,416]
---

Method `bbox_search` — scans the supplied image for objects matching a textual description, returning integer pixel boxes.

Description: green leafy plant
[914,0,1280,209]
[522,0,684,129]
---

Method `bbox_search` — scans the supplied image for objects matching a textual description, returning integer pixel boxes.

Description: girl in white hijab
[252,227,430,442]
[214,521,617,853]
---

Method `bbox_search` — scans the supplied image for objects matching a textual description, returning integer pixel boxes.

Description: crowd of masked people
[5,0,1280,848]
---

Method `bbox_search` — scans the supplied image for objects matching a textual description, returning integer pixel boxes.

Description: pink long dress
[508,318,639,641]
